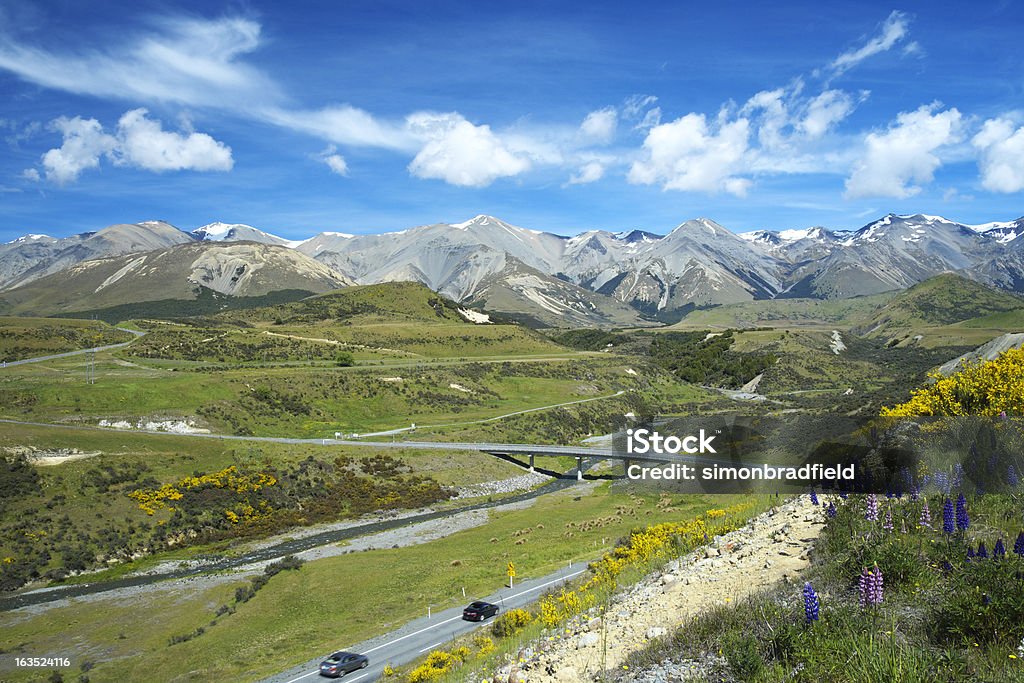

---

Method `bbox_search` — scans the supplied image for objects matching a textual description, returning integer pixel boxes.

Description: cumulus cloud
[830,10,911,76]
[41,116,116,184]
[317,145,349,176]
[566,161,606,185]
[798,90,860,139]
[628,113,752,195]
[406,112,530,187]
[844,103,963,199]
[578,108,617,144]
[972,118,1024,193]
[742,88,788,150]
[113,109,232,172]
[35,109,232,183]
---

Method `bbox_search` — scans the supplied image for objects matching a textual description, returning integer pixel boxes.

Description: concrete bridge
[334,439,711,480]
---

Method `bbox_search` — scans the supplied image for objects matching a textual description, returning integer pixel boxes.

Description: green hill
[228,281,470,325]
[852,274,1024,340]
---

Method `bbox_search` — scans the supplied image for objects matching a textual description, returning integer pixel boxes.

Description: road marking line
[282,670,319,683]
[363,614,462,654]
[419,640,447,653]
[346,673,369,683]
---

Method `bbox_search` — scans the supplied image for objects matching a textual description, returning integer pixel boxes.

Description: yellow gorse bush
[882,346,1024,417]
[538,504,750,628]
[127,466,277,515]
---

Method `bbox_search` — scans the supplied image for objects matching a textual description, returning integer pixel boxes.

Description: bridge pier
[624,458,631,478]
[529,454,535,473]
[576,456,583,481]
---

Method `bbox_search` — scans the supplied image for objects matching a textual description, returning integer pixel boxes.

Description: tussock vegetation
[0,317,133,361]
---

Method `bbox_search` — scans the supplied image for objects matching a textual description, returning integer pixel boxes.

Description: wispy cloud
[0,16,279,108]
[830,10,912,76]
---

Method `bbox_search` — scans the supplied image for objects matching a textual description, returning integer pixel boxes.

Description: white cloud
[566,161,606,185]
[0,16,277,108]
[262,105,416,152]
[621,95,661,130]
[317,145,349,176]
[628,113,752,195]
[35,109,232,183]
[578,108,617,144]
[20,168,40,182]
[844,103,963,199]
[41,116,116,184]
[831,10,911,76]
[113,109,232,172]
[742,88,788,150]
[406,112,530,187]
[798,90,859,139]
[972,118,1024,193]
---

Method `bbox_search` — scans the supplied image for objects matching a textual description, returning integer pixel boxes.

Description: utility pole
[86,350,96,384]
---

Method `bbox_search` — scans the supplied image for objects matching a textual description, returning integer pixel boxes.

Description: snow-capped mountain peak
[192,222,254,240]
[6,233,54,244]
[191,222,297,248]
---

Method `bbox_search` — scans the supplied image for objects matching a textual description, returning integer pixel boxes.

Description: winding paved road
[0,327,144,368]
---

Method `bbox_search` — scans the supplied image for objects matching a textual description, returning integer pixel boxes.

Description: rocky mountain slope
[4,212,1024,325]
[0,241,351,316]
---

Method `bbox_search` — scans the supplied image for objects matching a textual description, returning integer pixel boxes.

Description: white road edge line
[363,614,462,654]
[418,640,447,653]
[282,670,319,683]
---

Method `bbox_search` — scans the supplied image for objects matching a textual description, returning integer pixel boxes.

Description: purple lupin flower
[865,494,879,522]
[826,502,837,518]
[810,489,819,506]
[883,507,894,532]
[993,539,1006,559]
[803,582,820,625]
[943,498,955,535]
[858,565,883,608]
[1014,531,1024,557]
[967,546,976,561]
[956,493,970,532]
[1009,465,1019,488]
[977,542,988,559]
[919,499,931,528]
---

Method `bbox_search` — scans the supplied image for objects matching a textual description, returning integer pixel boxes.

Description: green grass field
[0,486,768,683]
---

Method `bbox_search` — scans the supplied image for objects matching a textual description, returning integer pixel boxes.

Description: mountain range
[1,212,1022,325]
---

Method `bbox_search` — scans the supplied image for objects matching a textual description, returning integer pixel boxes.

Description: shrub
[492,608,532,637]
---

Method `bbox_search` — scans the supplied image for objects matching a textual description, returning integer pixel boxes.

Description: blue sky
[1,0,1023,241]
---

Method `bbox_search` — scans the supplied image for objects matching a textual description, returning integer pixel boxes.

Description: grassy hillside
[852,273,1024,340]
[0,317,134,361]
[669,293,896,330]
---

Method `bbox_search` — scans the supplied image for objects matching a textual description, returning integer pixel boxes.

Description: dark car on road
[319,651,368,678]
[462,600,499,621]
